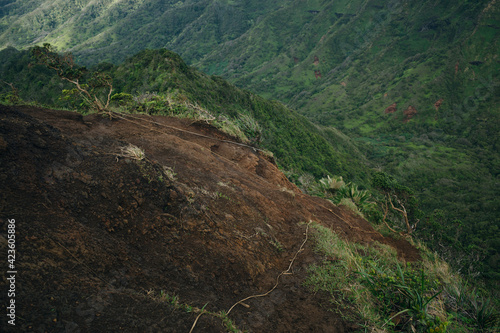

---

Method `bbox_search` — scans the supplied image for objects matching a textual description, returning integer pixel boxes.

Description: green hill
[0,0,283,66]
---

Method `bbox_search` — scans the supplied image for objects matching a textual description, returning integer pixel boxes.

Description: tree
[372,171,420,235]
[30,43,113,114]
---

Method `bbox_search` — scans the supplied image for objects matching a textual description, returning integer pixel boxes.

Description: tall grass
[303,223,500,332]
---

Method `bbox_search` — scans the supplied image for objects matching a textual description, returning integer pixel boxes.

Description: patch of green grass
[153,290,244,333]
[304,223,499,332]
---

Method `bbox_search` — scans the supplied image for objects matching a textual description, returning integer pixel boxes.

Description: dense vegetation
[306,223,499,332]
[0,0,284,66]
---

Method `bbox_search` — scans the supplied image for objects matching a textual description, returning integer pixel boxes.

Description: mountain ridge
[0,46,372,182]
[0,103,420,332]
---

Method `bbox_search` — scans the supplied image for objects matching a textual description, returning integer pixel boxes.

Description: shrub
[110,92,133,105]
[236,113,262,143]
[120,144,145,160]
[319,175,345,194]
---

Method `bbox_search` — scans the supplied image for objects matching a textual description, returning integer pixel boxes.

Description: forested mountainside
[0,0,498,288]
[0,0,282,65]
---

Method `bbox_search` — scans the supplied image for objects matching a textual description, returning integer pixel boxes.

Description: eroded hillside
[0,105,419,332]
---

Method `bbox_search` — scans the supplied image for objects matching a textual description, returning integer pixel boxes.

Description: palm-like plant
[396,269,443,331]
[335,183,371,207]
[319,175,345,194]
[470,295,500,331]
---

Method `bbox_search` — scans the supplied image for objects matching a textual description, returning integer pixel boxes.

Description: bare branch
[388,195,411,234]
[380,198,401,234]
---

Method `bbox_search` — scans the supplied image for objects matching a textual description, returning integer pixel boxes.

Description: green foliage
[129,92,178,115]
[358,264,449,332]
[110,92,133,105]
[470,297,500,332]
[444,281,500,332]
[397,271,444,331]
[319,175,345,194]
[315,175,377,219]
[372,171,413,197]
[30,44,113,113]
[371,171,422,235]
[335,183,371,207]
[0,0,285,66]
[305,223,500,332]
[305,223,448,331]
[235,113,262,143]
[0,47,73,107]
[0,81,21,104]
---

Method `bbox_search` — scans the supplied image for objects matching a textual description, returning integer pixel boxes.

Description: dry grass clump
[120,144,146,160]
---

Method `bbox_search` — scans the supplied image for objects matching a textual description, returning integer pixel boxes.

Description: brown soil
[434,99,444,111]
[0,105,420,332]
[384,102,397,114]
[403,105,418,123]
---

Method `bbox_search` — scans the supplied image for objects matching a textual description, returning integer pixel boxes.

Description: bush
[110,92,133,105]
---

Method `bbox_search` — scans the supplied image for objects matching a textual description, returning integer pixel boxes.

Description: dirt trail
[0,105,420,332]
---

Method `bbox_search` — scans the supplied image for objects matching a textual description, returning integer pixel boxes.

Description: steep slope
[0,104,420,332]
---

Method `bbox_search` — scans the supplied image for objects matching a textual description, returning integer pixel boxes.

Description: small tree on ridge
[31,43,113,114]
[372,171,420,235]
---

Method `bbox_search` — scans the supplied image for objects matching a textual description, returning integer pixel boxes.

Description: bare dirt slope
[0,105,420,332]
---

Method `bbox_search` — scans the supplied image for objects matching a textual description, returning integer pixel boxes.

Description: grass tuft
[120,144,146,160]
